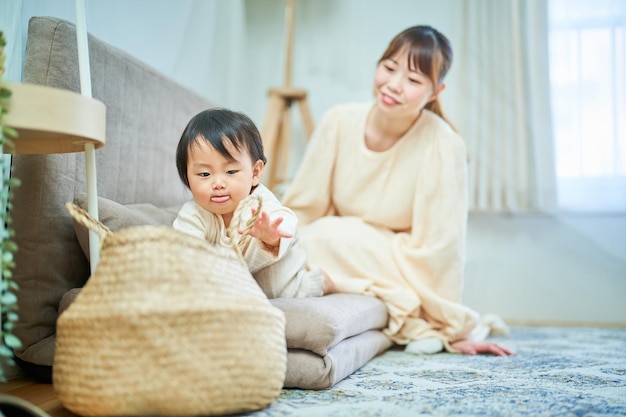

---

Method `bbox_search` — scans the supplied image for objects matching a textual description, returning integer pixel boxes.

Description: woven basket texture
[53,203,287,417]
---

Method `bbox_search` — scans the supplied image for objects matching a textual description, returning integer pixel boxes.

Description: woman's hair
[176,108,267,188]
[379,25,454,128]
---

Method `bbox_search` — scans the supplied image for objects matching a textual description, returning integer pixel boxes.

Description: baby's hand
[239,208,292,248]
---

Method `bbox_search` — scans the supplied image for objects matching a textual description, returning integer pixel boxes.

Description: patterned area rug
[242,326,626,417]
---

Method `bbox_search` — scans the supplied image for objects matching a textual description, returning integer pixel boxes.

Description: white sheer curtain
[453,0,557,212]
[549,0,626,213]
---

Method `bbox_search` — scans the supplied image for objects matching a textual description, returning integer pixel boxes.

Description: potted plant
[0,30,23,382]
[0,30,55,417]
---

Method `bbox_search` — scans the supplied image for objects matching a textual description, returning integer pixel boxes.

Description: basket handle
[65,195,261,263]
[65,202,112,241]
[227,194,262,261]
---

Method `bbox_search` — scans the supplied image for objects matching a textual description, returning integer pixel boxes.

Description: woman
[282,25,513,356]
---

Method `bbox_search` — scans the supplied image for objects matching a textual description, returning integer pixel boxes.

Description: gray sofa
[10,16,392,389]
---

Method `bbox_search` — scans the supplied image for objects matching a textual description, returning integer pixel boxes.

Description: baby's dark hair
[176,108,267,188]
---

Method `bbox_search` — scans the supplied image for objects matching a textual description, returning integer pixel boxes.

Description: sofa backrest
[10,16,213,376]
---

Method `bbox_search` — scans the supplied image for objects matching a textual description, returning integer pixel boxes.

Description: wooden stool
[260,0,314,193]
[261,86,313,192]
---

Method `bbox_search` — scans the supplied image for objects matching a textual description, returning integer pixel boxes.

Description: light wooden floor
[0,377,76,417]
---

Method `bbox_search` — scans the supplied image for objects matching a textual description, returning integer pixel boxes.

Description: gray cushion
[72,193,180,261]
[270,294,389,355]
[284,331,393,389]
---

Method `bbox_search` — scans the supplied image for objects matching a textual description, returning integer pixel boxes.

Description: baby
[173,107,335,298]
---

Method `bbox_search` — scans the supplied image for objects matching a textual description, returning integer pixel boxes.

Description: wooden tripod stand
[260,0,313,192]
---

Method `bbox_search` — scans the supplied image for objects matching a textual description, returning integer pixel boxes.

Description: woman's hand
[450,340,516,356]
[240,209,293,249]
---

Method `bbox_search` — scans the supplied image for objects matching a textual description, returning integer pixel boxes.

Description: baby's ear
[252,159,265,185]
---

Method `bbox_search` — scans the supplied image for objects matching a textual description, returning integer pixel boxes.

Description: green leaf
[0,292,17,305]
[2,138,15,150]
[3,334,22,349]
[1,262,11,270]
[0,345,13,357]
[2,250,13,261]
[3,240,17,252]
[2,251,13,263]
[3,358,16,369]
[1,125,16,137]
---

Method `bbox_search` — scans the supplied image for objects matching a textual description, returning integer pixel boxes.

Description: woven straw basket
[54,198,286,417]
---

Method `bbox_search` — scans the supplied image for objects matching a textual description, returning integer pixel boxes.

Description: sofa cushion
[72,193,180,261]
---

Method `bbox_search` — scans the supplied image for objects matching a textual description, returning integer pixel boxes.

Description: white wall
[4,0,242,98]
[2,0,462,164]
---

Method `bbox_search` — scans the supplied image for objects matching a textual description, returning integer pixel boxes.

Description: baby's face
[186,138,262,228]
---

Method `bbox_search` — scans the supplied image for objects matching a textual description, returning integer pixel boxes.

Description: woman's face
[373,48,441,118]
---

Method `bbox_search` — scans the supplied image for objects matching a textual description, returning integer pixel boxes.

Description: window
[549,0,626,212]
